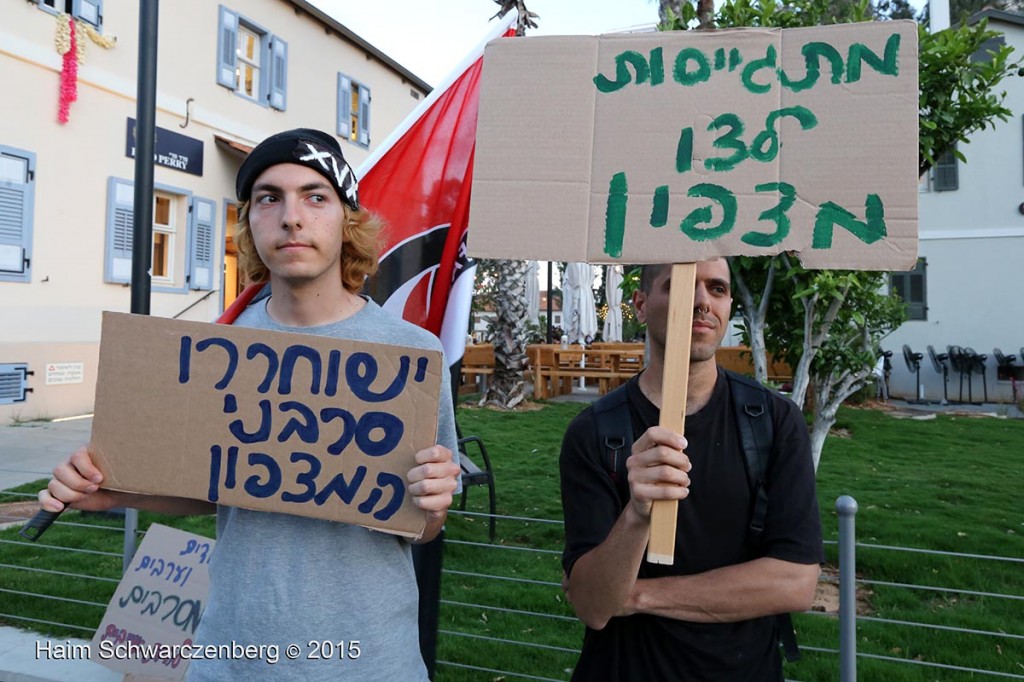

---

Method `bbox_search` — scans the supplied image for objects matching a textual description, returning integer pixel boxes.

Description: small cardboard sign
[90,312,442,537]
[468,21,919,270]
[90,524,214,679]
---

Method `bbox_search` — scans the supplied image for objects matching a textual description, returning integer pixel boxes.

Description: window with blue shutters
[0,364,31,405]
[189,197,217,291]
[338,74,370,148]
[269,37,288,111]
[0,145,36,284]
[217,6,287,111]
[105,179,211,292]
[890,258,927,321]
[104,178,135,284]
[35,0,104,32]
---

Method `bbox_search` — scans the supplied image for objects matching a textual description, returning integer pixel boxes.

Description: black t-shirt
[559,369,823,681]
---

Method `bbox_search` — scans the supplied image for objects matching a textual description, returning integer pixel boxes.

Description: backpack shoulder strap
[723,370,800,663]
[593,381,634,506]
[724,369,773,540]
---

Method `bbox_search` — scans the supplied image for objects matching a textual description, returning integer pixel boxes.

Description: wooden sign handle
[646,262,696,565]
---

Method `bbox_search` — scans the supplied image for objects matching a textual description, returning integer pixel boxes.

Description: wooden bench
[716,346,793,386]
[547,366,640,394]
[460,343,495,395]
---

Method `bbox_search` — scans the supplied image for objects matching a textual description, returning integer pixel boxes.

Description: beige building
[0,0,430,421]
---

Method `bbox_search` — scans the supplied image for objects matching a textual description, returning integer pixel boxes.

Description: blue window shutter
[189,196,216,291]
[0,364,31,405]
[0,146,35,283]
[105,178,134,284]
[337,74,352,139]
[216,6,239,89]
[73,0,103,30]
[358,84,371,147]
[269,36,288,111]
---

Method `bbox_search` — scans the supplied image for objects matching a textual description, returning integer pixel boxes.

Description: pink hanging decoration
[57,20,78,124]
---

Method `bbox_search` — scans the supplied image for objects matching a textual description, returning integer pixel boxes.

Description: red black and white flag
[221,15,516,373]
[360,15,516,368]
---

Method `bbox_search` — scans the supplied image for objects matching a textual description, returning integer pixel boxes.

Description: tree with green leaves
[663,0,1021,468]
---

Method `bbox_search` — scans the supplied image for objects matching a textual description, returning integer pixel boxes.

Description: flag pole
[357,10,518,178]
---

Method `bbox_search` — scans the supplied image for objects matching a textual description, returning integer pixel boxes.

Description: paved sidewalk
[0,627,121,682]
[0,415,120,682]
[0,416,92,491]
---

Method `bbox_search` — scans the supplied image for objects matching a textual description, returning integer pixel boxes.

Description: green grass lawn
[1,401,1021,681]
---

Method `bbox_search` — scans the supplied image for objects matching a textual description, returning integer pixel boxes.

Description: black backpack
[592,369,800,662]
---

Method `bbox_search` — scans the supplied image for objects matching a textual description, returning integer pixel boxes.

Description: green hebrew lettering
[705,113,747,172]
[813,194,886,249]
[680,184,736,242]
[676,127,693,173]
[714,48,726,71]
[604,172,629,257]
[778,42,844,92]
[673,47,711,86]
[729,47,743,72]
[750,106,818,163]
[741,44,776,94]
[847,33,901,83]
[742,182,796,247]
[594,51,650,93]
[651,186,669,228]
[650,47,665,85]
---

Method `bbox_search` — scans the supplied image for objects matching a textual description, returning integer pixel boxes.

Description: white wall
[0,0,427,421]
[886,15,1024,404]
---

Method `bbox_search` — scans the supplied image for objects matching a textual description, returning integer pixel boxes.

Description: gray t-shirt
[187,297,459,682]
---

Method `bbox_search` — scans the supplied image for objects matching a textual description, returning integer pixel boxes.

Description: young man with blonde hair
[39,128,460,681]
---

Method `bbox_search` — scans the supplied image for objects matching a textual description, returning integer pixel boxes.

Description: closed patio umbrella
[602,265,624,342]
[563,262,598,345]
[525,260,540,324]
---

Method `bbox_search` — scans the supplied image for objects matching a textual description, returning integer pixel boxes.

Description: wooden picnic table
[528,343,645,399]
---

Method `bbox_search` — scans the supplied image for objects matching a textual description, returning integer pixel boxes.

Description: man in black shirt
[559,260,822,681]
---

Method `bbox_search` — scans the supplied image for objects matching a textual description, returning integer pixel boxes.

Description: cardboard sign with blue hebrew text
[468,21,918,270]
[90,312,441,538]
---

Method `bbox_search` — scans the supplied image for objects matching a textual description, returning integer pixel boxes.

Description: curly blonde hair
[234,201,382,293]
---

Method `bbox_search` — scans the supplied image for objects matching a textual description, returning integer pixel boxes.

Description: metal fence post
[837,495,858,682]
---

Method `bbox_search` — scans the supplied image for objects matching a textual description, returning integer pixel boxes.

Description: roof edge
[968,8,1024,28]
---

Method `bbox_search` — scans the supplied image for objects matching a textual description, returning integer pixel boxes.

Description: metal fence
[1,493,1023,680]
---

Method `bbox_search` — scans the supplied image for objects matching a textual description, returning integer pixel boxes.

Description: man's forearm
[624,557,820,623]
[568,505,651,630]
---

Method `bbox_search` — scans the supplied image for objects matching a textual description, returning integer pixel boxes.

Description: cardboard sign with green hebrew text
[468,21,918,270]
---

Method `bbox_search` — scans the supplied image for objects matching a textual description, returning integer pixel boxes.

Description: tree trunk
[728,257,775,385]
[696,0,715,28]
[809,365,874,469]
[807,404,833,472]
[484,259,530,408]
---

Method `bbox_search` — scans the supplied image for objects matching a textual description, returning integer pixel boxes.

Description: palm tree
[479,1,539,408]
